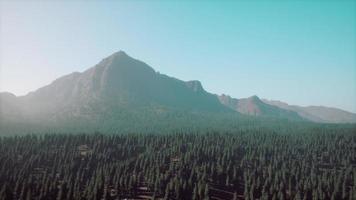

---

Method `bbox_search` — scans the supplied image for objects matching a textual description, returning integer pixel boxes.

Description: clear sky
[1,0,355,112]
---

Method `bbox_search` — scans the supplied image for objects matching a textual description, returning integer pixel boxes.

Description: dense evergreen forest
[0,125,355,200]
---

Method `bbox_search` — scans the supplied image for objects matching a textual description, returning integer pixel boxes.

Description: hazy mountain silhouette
[1,51,355,134]
[262,99,356,123]
[218,94,303,121]
[0,51,232,133]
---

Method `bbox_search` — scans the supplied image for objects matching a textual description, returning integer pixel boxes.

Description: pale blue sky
[0,0,355,112]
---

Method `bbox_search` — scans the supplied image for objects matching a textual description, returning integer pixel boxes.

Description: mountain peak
[104,50,131,61]
[248,95,262,102]
[0,92,16,98]
[111,50,128,56]
[94,50,156,78]
[0,92,17,102]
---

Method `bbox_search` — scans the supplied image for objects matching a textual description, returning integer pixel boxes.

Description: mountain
[0,51,233,133]
[262,99,356,123]
[218,94,303,120]
[1,51,355,134]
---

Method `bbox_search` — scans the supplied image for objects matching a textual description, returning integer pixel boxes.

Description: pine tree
[294,190,302,200]
[192,185,198,200]
[233,191,238,200]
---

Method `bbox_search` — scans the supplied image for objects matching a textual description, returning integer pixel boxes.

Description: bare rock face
[185,80,204,93]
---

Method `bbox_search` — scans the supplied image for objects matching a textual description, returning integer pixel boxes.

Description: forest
[0,125,355,200]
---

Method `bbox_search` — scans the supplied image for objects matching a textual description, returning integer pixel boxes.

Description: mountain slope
[1,51,355,134]
[0,51,233,133]
[262,99,356,123]
[218,94,304,121]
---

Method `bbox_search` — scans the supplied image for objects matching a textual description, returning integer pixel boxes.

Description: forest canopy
[0,123,355,200]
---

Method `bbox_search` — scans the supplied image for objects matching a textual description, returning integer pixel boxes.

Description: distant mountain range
[218,95,304,121]
[1,51,355,134]
[217,94,356,123]
[262,99,356,123]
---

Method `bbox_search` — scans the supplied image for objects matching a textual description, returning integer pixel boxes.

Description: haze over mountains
[218,95,303,121]
[0,51,355,134]
[262,99,356,123]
